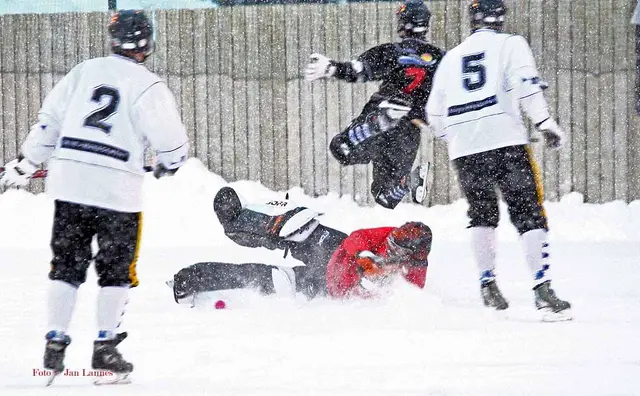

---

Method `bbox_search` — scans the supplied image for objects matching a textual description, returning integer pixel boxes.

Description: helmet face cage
[108,10,155,60]
[396,1,431,39]
[386,222,432,264]
[469,0,507,32]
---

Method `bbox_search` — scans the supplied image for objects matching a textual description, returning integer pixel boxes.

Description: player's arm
[133,82,189,177]
[425,56,448,139]
[403,266,426,288]
[24,64,86,165]
[1,64,83,187]
[505,35,564,149]
[304,44,394,83]
[342,227,395,257]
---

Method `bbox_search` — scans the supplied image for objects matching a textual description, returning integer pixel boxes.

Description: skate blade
[419,162,430,179]
[94,372,131,386]
[540,308,573,322]
[45,371,62,387]
[414,186,426,204]
[412,163,430,204]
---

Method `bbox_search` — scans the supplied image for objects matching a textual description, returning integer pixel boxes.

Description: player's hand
[536,118,565,150]
[305,53,336,82]
[356,251,385,277]
[152,163,178,179]
[0,157,38,188]
[356,251,402,278]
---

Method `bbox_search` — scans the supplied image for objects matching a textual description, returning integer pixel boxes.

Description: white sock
[471,227,497,283]
[96,286,129,340]
[521,229,551,286]
[47,280,78,334]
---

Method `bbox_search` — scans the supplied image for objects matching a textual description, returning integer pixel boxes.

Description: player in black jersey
[305,0,444,209]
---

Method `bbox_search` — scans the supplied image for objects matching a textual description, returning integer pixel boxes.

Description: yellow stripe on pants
[129,212,142,287]
[525,146,548,228]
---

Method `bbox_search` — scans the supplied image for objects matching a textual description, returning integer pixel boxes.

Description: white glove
[304,53,336,82]
[536,118,565,150]
[0,157,38,188]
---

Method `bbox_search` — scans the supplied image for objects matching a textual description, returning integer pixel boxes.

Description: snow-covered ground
[1,158,639,395]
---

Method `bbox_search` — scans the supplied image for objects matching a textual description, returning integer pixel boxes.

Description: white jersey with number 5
[21,54,189,212]
[426,29,551,160]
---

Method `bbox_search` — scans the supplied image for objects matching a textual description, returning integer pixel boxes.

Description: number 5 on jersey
[462,52,486,91]
[83,86,120,133]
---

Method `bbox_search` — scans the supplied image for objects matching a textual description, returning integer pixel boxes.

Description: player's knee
[98,273,132,287]
[468,200,500,228]
[48,268,86,288]
[329,134,352,165]
[95,258,136,287]
[214,186,243,227]
[511,209,548,234]
[373,184,407,209]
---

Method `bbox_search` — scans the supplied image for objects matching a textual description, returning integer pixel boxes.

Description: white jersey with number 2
[426,29,551,160]
[21,54,189,212]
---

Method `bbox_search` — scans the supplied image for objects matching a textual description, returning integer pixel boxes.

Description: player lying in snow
[169,187,432,303]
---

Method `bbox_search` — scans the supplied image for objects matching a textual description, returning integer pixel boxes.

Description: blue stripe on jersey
[447,95,498,116]
[61,137,130,162]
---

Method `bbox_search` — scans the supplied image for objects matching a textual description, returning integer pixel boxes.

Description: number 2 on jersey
[404,67,427,94]
[462,52,486,91]
[83,86,120,133]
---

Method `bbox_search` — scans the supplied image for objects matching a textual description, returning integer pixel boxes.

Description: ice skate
[408,162,430,204]
[43,331,71,386]
[481,280,509,310]
[167,278,196,306]
[534,281,572,322]
[91,332,133,385]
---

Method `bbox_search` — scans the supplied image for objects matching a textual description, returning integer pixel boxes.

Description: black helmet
[469,0,508,32]
[108,10,154,61]
[386,222,432,266]
[396,0,431,39]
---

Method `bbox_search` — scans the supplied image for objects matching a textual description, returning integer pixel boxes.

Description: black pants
[174,224,347,300]
[453,145,548,234]
[173,262,279,301]
[285,224,347,296]
[329,99,421,209]
[49,200,142,288]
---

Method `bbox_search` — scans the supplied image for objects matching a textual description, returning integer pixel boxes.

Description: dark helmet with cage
[469,0,508,32]
[386,221,432,266]
[396,0,431,40]
[108,9,154,62]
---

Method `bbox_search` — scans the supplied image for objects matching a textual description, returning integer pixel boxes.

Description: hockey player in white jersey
[0,10,189,383]
[426,0,570,321]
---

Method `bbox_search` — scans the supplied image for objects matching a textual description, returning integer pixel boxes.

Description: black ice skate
[44,331,71,386]
[534,281,572,322]
[92,332,133,385]
[166,278,196,306]
[408,162,430,205]
[481,280,509,310]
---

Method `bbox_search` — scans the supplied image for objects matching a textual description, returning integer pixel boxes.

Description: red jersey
[325,227,427,298]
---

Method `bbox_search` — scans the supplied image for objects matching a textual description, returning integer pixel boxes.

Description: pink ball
[214,300,226,310]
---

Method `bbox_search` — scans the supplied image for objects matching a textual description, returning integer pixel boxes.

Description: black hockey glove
[153,163,179,179]
[535,118,565,150]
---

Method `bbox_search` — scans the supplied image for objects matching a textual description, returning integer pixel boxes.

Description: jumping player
[304,0,444,209]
